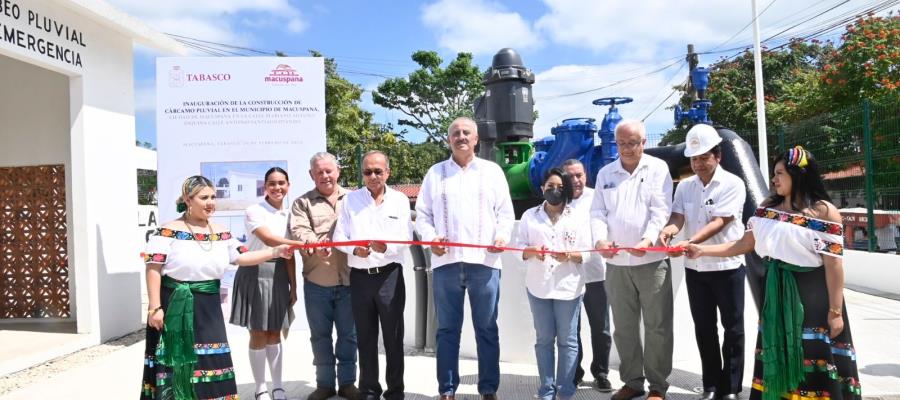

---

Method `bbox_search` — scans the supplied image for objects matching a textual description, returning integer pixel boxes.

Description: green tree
[386,139,449,184]
[661,39,834,146]
[313,50,399,187]
[372,51,484,143]
[816,14,899,190]
[313,51,448,187]
[819,13,899,105]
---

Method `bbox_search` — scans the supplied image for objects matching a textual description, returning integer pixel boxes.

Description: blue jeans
[432,262,501,395]
[304,279,357,388]
[528,292,582,400]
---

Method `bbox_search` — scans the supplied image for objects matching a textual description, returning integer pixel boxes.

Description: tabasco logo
[169,66,185,87]
[265,64,303,84]
[169,65,231,87]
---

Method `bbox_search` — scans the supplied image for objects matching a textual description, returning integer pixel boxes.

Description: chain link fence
[729,99,899,254]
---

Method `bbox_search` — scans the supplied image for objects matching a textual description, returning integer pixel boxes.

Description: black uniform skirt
[750,265,862,400]
[141,282,238,399]
[229,259,292,331]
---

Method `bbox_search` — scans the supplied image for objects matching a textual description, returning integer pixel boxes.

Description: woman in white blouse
[687,147,861,400]
[229,167,301,400]
[515,167,591,400]
[141,176,292,400]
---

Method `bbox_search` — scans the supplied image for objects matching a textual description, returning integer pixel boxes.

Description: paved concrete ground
[2,285,898,400]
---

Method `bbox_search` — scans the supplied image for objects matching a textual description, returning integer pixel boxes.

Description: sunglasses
[363,169,386,176]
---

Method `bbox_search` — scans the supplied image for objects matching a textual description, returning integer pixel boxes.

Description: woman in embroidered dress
[687,147,861,400]
[515,168,591,400]
[141,176,293,400]
[229,167,300,400]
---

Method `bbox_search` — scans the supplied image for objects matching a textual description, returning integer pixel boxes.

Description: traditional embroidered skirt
[141,282,238,400]
[750,264,861,400]
[229,259,292,331]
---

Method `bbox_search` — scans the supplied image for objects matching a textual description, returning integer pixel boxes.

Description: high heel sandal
[271,388,287,400]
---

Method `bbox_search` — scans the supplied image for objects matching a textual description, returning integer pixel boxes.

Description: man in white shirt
[334,151,413,400]
[416,117,515,400]
[659,124,746,400]
[591,120,674,400]
[562,159,613,393]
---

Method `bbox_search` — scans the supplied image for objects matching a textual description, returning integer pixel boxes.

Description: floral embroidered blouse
[746,207,844,267]
[144,228,249,281]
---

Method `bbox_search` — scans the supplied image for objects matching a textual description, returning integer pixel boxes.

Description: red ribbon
[141,241,682,260]
[287,240,684,255]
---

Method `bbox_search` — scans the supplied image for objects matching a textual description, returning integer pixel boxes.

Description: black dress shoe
[593,376,613,392]
[720,394,739,400]
[699,392,716,400]
[338,384,361,400]
[308,387,337,400]
[482,394,498,400]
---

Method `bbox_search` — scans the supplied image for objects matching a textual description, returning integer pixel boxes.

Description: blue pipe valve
[592,97,634,108]
[674,100,713,125]
[593,96,633,168]
[592,97,633,141]
[691,67,710,99]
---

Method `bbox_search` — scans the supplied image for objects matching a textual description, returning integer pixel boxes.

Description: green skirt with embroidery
[141,279,238,400]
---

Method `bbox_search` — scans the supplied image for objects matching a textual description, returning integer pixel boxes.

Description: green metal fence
[731,99,900,254]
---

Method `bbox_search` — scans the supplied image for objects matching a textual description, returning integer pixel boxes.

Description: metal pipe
[751,0,770,182]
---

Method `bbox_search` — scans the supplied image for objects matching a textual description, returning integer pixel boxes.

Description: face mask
[543,188,564,206]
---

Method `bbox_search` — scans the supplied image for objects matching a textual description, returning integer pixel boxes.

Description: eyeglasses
[363,169,385,176]
[615,140,643,149]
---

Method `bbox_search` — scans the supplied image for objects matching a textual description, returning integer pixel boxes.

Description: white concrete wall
[0,57,70,167]
[0,0,143,341]
[843,250,900,297]
[72,11,143,341]
[135,147,157,171]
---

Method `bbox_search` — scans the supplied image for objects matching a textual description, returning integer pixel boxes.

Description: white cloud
[109,0,298,19]
[287,18,308,34]
[535,0,841,61]
[421,0,542,55]
[523,0,855,143]
[107,0,307,48]
[532,63,686,142]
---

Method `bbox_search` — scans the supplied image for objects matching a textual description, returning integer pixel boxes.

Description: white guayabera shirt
[415,157,515,269]
[333,186,413,269]
[590,154,673,266]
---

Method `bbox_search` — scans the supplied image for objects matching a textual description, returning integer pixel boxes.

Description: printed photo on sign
[200,160,288,211]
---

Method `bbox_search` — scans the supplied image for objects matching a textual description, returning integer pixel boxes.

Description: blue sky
[111,0,871,147]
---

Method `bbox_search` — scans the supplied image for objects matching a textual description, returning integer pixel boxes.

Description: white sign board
[156,57,325,241]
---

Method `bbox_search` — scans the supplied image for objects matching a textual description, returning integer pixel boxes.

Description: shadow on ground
[237,367,753,399]
[860,364,900,378]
